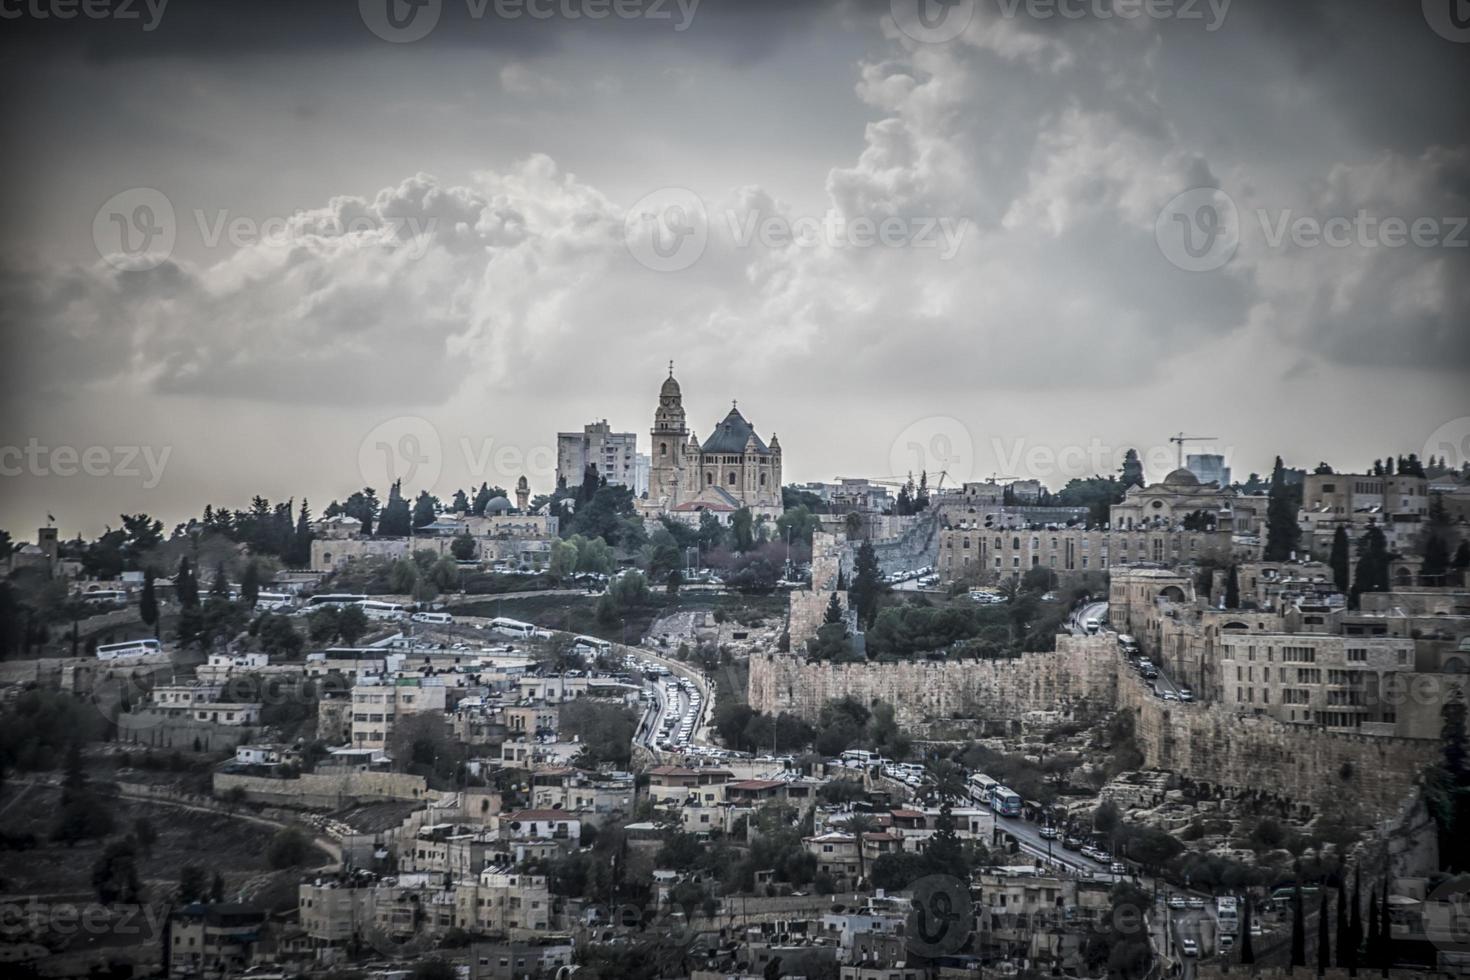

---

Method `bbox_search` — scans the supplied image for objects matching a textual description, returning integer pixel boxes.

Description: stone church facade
[646,366,783,519]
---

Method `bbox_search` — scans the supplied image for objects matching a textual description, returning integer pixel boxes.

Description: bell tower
[650,362,689,507]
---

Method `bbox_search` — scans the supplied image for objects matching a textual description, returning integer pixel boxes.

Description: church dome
[1162,468,1200,487]
[486,496,513,513]
[660,373,681,399]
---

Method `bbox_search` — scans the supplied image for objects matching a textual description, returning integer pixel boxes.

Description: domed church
[646,364,784,520]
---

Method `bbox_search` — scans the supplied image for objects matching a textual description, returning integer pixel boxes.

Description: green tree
[1318,887,1331,975]
[92,837,141,904]
[140,568,159,636]
[731,508,756,552]
[176,557,198,610]
[1350,526,1390,609]
[307,607,340,644]
[1265,456,1303,561]
[337,605,368,645]
[412,490,439,529]
[1121,448,1145,489]
[240,560,262,605]
[133,816,157,857]
[850,541,883,630]
[1330,525,1351,594]
[823,592,845,625]
[1241,899,1255,964]
[178,864,207,903]
[266,826,311,869]
[1225,564,1240,610]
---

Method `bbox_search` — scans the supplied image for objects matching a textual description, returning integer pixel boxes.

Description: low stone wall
[213,770,429,808]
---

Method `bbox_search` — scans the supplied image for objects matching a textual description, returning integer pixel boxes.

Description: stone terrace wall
[747,634,1119,727]
[213,770,429,808]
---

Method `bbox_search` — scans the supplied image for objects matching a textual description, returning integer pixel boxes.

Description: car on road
[1110,862,1127,875]
[1161,691,1179,701]
[1180,938,1199,957]
[1039,825,1058,840]
[1218,934,1235,954]
[1187,896,1205,909]
[1179,687,1194,702]
[1063,836,1082,851]
[1169,896,1188,910]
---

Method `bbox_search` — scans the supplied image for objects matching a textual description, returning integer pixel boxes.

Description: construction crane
[1169,433,1218,471]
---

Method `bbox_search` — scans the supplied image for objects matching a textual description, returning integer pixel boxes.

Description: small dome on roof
[486,496,513,513]
[1163,468,1200,487]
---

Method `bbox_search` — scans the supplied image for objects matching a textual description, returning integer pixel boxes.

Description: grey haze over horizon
[0,0,1467,539]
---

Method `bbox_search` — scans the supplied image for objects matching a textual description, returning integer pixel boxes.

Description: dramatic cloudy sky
[1,0,1467,537]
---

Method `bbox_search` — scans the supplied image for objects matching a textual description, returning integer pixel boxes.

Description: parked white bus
[411,612,454,625]
[489,617,537,638]
[303,594,368,609]
[361,600,406,621]
[572,635,612,654]
[96,638,161,661]
[81,590,129,607]
[255,592,296,612]
[968,772,999,806]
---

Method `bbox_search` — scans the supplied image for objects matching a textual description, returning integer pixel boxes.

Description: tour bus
[1216,896,1240,934]
[411,611,455,625]
[303,593,369,609]
[840,749,878,768]
[968,772,1000,806]
[95,638,162,661]
[360,600,406,621]
[489,617,537,638]
[255,592,295,612]
[989,784,1023,818]
[81,590,129,607]
[572,635,612,655]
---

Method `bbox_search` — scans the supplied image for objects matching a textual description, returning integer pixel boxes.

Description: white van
[411,612,454,625]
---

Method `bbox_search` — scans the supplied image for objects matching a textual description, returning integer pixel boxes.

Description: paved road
[1067,600,1110,636]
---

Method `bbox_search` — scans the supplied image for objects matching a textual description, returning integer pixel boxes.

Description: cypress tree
[1291,882,1307,967]
[1240,899,1255,964]
[1379,876,1392,973]
[1225,564,1240,610]
[1329,525,1351,593]
[1336,880,1350,968]
[176,557,198,610]
[140,569,159,637]
[1349,868,1362,975]
[1366,893,1379,972]
[1317,887,1330,975]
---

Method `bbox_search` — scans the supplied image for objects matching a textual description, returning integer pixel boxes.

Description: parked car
[1181,938,1199,957]
[1063,836,1082,851]
[1110,862,1127,875]
[1039,825,1058,840]
[1169,896,1188,910]
[1188,896,1205,909]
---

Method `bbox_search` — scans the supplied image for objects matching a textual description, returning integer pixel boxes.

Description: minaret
[515,475,530,513]
[769,433,782,506]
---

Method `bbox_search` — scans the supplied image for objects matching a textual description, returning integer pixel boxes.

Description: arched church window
[760,474,767,487]
[727,472,736,486]
[706,473,713,486]
[660,442,667,457]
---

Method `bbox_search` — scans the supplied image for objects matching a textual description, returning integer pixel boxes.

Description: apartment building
[940,525,1234,583]
[557,420,648,495]
[1298,471,1430,560]
[167,903,267,978]
[350,677,448,750]
[1219,632,1415,732]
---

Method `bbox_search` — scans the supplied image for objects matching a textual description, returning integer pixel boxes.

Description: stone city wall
[747,634,1119,727]
[749,634,1434,814]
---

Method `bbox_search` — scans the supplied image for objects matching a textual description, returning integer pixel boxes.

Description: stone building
[1111,468,1267,535]
[1297,470,1430,561]
[349,677,449,750]
[556,419,648,495]
[646,365,783,518]
[939,525,1236,584]
[1218,632,1416,732]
